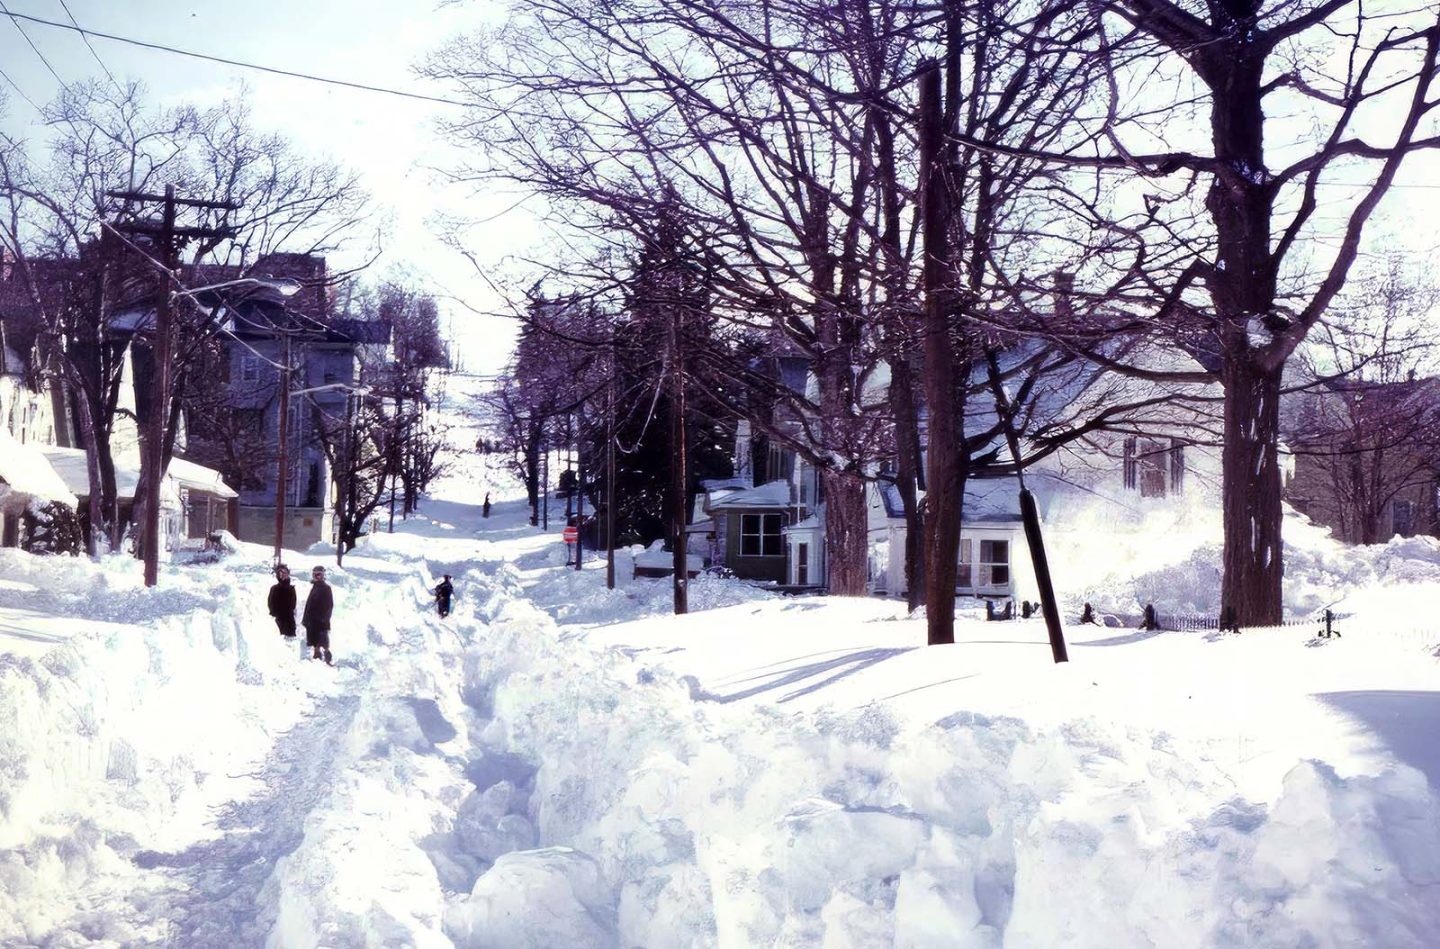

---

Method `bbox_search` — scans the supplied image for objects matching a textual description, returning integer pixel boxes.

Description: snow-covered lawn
[2,426,1439,946]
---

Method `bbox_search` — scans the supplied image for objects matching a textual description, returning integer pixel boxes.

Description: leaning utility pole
[108,185,235,588]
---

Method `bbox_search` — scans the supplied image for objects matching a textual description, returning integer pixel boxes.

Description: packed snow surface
[1,375,1438,947]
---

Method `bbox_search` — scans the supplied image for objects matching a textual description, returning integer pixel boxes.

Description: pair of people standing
[268,564,335,664]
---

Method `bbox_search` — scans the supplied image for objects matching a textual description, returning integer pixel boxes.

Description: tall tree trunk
[1207,46,1283,626]
[918,62,961,645]
[524,419,541,525]
[889,356,925,610]
[1220,357,1284,625]
[73,395,104,557]
[821,468,869,595]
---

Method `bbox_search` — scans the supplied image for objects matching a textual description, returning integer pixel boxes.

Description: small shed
[168,457,239,538]
[705,479,795,582]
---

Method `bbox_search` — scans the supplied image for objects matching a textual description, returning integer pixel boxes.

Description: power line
[0,63,42,115]
[1,10,471,108]
[0,1,67,88]
[57,0,120,93]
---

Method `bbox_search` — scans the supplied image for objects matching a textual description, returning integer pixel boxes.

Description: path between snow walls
[3,505,1440,947]
[419,558,1440,948]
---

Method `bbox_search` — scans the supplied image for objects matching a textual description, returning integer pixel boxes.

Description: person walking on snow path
[433,574,454,618]
[302,565,335,664]
[482,493,491,518]
[268,564,302,659]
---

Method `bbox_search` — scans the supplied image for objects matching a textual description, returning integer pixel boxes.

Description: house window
[237,408,264,436]
[241,356,260,383]
[797,543,809,585]
[798,464,809,506]
[739,513,783,557]
[764,444,794,484]
[957,537,973,588]
[1123,437,1137,490]
[1170,439,1185,494]
[979,539,1010,587]
[1393,499,1416,538]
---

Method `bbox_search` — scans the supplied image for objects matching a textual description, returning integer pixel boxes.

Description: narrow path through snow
[131,689,362,947]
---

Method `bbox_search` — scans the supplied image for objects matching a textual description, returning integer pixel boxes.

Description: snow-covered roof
[168,457,238,499]
[39,446,180,508]
[708,479,793,510]
[877,476,1023,524]
[0,433,75,509]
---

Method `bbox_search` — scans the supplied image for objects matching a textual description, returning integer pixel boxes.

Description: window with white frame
[979,539,1010,587]
[739,513,783,557]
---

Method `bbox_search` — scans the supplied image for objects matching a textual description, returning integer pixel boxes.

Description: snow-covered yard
[2,435,1439,947]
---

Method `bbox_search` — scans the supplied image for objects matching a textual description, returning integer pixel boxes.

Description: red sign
[562,526,578,543]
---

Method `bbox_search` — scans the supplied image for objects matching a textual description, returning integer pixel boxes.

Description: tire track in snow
[127,688,362,948]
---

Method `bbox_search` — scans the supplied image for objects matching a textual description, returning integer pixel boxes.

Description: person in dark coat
[433,574,454,618]
[268,564,299,655]
[482,493,491,518]
[302,565,335,664]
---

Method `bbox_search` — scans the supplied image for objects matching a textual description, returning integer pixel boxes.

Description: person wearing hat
[432,574,455,618]
[268,564,301,658]
[302,565,335,664]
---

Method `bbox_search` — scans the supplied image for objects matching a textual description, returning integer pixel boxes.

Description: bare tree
[1288,254,1440,543]
[1002,1,1440,624]
[0,80,372,556]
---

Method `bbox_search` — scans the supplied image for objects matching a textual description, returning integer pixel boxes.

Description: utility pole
[606,330,617,590]
[337,387,357,567]
[670,298,689,615]
[273,330,293,562]
[541,435,549,531]
[983,350,1068,664]
[108,186,235,588]
[567,452,578,573]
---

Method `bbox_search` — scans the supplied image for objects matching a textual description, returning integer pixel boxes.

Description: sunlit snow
[1,374,1438,947]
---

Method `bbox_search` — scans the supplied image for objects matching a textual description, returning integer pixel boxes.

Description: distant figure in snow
[482,493,491,518]
[268,564,300,657]
[433,574,454,618]
[302,565,335,664]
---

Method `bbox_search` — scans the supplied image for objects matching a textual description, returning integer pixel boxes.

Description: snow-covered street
[3,413,1439,947]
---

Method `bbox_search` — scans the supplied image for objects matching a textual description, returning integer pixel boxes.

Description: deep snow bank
[452,562,1440,948]
[0,547,328,944]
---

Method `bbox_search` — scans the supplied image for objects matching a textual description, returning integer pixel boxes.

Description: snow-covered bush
[22,500,82,556]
